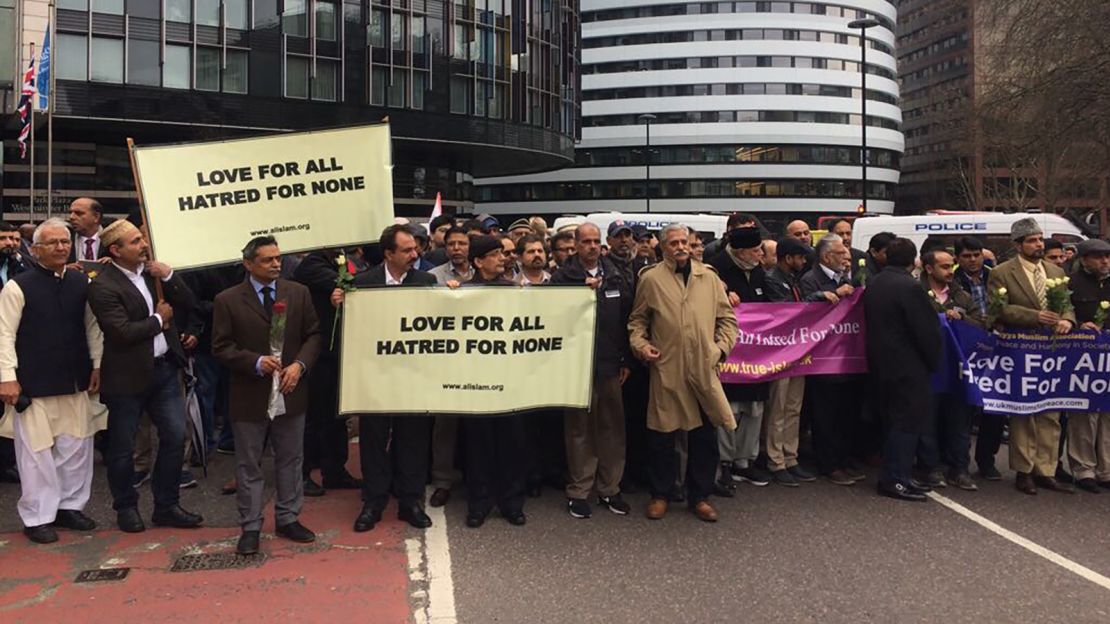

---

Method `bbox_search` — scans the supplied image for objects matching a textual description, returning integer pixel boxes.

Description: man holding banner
[1066,238,1110,493]
[629,223,738,522]
[987,218,1076,495]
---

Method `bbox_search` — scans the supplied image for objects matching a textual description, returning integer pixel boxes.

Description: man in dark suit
[829,218,870,285]
[334,225,437,532]
[292,248,364,495]
[864,238,942,502]
[87,219,201,533]
[799,233,867,486]
[66,197,112,264]
[0,221,27,482]
[212,236,322,555]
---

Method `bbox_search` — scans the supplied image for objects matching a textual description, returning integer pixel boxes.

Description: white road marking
[928,491,1110,591]
[408,489,458,624]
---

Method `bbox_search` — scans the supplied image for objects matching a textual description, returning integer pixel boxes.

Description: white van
[552,212,730,239]
[851,212,1086,259]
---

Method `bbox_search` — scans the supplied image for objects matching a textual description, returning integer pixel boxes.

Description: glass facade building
[1,0,580,218]
[475,0,901,219]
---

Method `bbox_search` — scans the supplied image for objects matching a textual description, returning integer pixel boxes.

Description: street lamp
[637,113,657,213]
[848,18,880,214]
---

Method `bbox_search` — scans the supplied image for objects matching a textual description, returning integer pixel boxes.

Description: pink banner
[718,291,868,383]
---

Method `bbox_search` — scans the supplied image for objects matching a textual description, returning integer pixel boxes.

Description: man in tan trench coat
[629,223,738,522]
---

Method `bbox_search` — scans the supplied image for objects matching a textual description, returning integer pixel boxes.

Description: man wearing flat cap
[88,218,203,532]
[987,217,1076,495]
[1066,238,1110,492]
[710,227,774,490]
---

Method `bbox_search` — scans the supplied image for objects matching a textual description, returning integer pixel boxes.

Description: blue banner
[949,321,1110,415]
[36,25,50,110]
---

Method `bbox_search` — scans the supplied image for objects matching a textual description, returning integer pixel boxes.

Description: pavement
[2,442,1110,623]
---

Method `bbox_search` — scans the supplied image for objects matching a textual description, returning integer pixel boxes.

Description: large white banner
[131,123,394,270]
[338,287,597,415]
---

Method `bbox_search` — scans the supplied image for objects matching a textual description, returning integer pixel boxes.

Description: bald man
[785,221,812,247]
[66,198,111,264]
[761,239,777,271]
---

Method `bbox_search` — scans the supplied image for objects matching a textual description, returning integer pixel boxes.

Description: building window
[91,0,123,14]
[196,0,219,26]
[412,72,426,110]
[56,33,88,80]
[90,37,123,83]
[387,69,406,107]
[313,59,337,101]
[286,55,309,98]
[450,76,470,113]
[316,1,337,40]
[165,0,190,22]
[412,16,426,52]
[58,0,88,9]
[284,0,307,37]
[391,13,407,51]
[226,0,249,29]
[225,49,248,93]
[127,39,161,86]
[370,66,386,105]
[369,10,385,47]
[196,47,220,91]
[163,45,190,89]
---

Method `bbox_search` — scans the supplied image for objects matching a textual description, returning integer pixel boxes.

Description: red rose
[272,300,288,314]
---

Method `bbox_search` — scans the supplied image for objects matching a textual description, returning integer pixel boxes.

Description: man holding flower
[212,236,321,555]
[986,218,1076,495]
[1066,238,1110,493]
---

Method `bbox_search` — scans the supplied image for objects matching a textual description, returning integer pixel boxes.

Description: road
[2,442,1109,623]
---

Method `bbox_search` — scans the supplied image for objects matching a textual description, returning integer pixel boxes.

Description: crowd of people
[0,200,1108,554]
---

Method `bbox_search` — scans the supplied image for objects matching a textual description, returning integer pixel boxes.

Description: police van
[851,212,1086,260]
[552,212,731,239]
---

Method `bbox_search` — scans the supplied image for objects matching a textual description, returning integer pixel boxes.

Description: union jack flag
[16,54,36,159]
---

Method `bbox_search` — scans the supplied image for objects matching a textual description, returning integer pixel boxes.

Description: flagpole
[46,1,55,217]
[28,42,35,224]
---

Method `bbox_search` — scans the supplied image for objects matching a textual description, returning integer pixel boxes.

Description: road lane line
[409,489,458,624]
[928,491,1110,591]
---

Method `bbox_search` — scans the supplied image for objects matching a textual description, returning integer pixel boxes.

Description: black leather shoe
[713,480,736,498]
[322,471,363,490]
[1015,472,1037,495]
[1076,478,1102,494]
[151,505,203,528]
[398,504,433,529]
[303,477,326,497]
[465,510,488,528]
[504,511,527,526]
[237,530,260,555]
[55,509,97,531]
[877,482,927,502]
[353,505,382,533]
[117,508,146,533]
[276,521,316,543]
[429,488,451,508]
[1033,475,1075,493]
[24,524,59,544]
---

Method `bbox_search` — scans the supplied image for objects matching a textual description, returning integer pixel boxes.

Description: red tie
[84,238,95,261]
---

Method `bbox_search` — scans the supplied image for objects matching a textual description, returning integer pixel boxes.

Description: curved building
[2,0,579,218]
[475,0,901,220]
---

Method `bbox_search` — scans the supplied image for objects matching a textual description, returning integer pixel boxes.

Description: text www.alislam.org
[442,383,505,392]
[250,223,311,236]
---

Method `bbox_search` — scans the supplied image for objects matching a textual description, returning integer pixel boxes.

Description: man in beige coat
[986,218,1076,495]
[629,223,738,522]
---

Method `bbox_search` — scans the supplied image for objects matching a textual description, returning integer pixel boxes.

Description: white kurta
[0,273,105,527]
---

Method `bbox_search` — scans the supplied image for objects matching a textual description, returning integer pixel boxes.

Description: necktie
[1033,265,1047,308]
[261,286,274,315]
[84,238,95,261]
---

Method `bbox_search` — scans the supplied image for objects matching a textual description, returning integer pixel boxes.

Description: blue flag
[37,24,50,110]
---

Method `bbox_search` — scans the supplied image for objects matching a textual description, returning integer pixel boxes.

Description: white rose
[1101,301,1110,310]
[858,258,866,267]
[336,255,346,266]
[998,287,1007,296]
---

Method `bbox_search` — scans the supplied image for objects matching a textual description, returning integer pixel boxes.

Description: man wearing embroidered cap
[987,217,1076,495]
[88,218,204,532]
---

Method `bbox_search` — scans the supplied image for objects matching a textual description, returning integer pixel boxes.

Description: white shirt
[819,263,844,285]
[385,266,408,286]
[112,262,170,358]
[76,228,102,261]
[586,266,600,278]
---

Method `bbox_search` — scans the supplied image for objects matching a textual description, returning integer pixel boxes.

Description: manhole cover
[75,568,130,583]
[170,553,265,572]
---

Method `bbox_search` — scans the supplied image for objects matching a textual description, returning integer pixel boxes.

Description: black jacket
[88,264,195,396]
[849,248,869,286]
[294,250,350,355]
[551,255,632,379]
[799,263,849,302]
[1069,265,1110,326]
[354,263,437,288]
[709,251,769,401]
[0,252,27,288]
[179,263,245,353]
[954,265,992,317]
[763,265,804,303]
[864,267,942,383]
